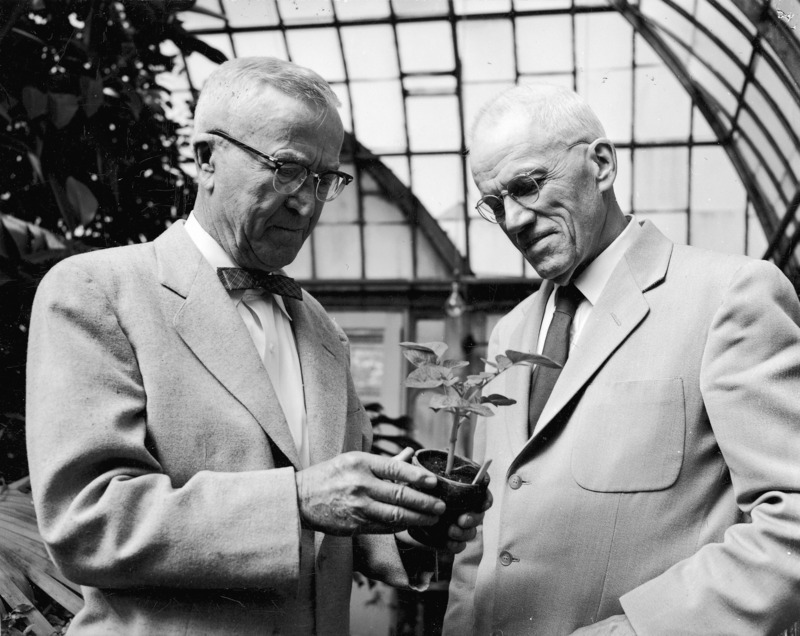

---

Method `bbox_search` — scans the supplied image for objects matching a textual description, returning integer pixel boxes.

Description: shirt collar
[571,215,640,306]
[184,212,292,320]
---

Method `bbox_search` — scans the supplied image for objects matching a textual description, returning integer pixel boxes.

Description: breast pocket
[571,378,686,492]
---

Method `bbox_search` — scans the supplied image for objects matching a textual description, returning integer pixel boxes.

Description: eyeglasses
[475,140,591,224]
[206,129,353,202]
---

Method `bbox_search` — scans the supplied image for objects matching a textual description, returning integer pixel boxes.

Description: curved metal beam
[609,0,798,280]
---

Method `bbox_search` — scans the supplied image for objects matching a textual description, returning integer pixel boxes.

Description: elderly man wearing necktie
[443,84,800,635]
[25,57,483,636]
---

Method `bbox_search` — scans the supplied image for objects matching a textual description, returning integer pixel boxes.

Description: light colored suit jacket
[444,221,800,635]
[26,221,408,635]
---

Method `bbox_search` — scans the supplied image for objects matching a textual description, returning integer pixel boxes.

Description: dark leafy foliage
[0,0,226,482]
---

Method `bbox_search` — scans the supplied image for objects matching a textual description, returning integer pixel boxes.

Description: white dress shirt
[537,216,641,354]
[184,213,310,468]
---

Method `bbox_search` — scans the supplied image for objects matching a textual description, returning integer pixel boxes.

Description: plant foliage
[400,341,560,475]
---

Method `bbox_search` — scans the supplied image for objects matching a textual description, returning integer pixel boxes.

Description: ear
[588,138,616,193]
[193,141,215,191]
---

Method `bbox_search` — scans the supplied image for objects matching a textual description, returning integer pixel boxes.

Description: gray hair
[193,57,340,137]
[472,84,606,147]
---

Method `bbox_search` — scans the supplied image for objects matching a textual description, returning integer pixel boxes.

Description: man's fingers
[369,453,438,489]
[366,501,439,528]
[372,478,445,514]
[393,447,415,463]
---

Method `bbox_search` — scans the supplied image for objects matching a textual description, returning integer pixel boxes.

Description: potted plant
[399,341,560,547]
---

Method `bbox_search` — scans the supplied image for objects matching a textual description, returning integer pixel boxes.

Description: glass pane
[416,233,452,279]
[392,0,449,17]
[737,109,786,203]
[407,95,462,152]
[634,66,691,142]
[455,0,511,13]
[515,0,571,8]
[690,29,746,95]
[575,12,633,71]
[691,145,745,212]
[691,208,745,254]
[695,2,752,66]
[231,31,287,59]
[405,75,457,96]
[517,15,574,74]
[363,194,407,224]
[637,211,688,245]
[277,0,334,24]
[397,21,455,74]
[313,224,361,278]
[285,29,345,82]
[458,20,516,82]
[350,80,406,153]
[469,223,524,276]
[579,68,633,144]
[742,83,795,181]
[633,147,689,211]
[614,148,633,214]
[225,0,280,27]
[341,25,399,80]
[410,154,463,220]
[365,225,412,278]
[333,0,390,20]
[692,106,717,143]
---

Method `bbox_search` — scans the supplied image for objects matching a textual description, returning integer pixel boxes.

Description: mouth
[518,229,556,252]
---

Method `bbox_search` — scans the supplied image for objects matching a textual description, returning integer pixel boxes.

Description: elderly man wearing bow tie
[25,57,483,636]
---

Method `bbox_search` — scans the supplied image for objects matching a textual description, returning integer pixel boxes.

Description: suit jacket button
[508,474,522,489]
[499,550,514,566]
[491,630,504,636]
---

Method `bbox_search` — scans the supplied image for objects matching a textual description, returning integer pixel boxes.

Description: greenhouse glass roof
[169,0,800,285]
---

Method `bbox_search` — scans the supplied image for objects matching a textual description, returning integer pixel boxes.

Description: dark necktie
[216,267,303,300]
[528,284,583,434]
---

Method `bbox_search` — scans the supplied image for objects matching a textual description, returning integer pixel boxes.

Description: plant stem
[445,411,460,476]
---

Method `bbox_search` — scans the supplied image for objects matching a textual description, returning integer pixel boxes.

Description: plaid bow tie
[216,267,303,300]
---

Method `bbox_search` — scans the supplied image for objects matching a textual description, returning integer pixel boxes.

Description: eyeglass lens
[272,164,347,202]
[477,174,540,222]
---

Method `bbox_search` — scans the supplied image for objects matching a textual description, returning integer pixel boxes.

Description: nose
[284,177,318,218]
[502,196,535,235]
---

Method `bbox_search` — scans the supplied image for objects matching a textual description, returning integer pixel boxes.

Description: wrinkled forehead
[470,115,559,182]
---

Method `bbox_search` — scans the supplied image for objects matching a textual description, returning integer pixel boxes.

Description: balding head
[193,57,341,141]
[472,84,606,152]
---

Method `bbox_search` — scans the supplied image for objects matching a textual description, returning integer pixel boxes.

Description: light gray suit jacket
[444,221,800,635]
[26,221,407,635]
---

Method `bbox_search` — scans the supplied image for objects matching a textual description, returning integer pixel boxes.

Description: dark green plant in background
[0,0,226,484]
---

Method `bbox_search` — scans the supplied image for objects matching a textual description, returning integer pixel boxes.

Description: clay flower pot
[408,448,489,549]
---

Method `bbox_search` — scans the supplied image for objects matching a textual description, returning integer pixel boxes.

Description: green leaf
[21,86,47,119]
[505,349,562,369]
[480,394,517,407]
[402,348,437,367]
[400,341,449,362]
[465,403,495,417]
[465,372,496,386]
[429,394,470,411]
[480,357,497,369]
[80,77,104,118]
[48,93,79,129]
[442,359,470,369]
[65,177,98,225]
[495,354,513,371]
[404,365,449,389]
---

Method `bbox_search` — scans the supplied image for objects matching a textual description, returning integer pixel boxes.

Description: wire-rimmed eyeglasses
[206,129,353,202]
[475,140,592,224]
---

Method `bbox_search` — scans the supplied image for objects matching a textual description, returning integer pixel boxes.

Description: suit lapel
[284,297,347,468]
[526,221,674,443]
[155,222,302,469]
